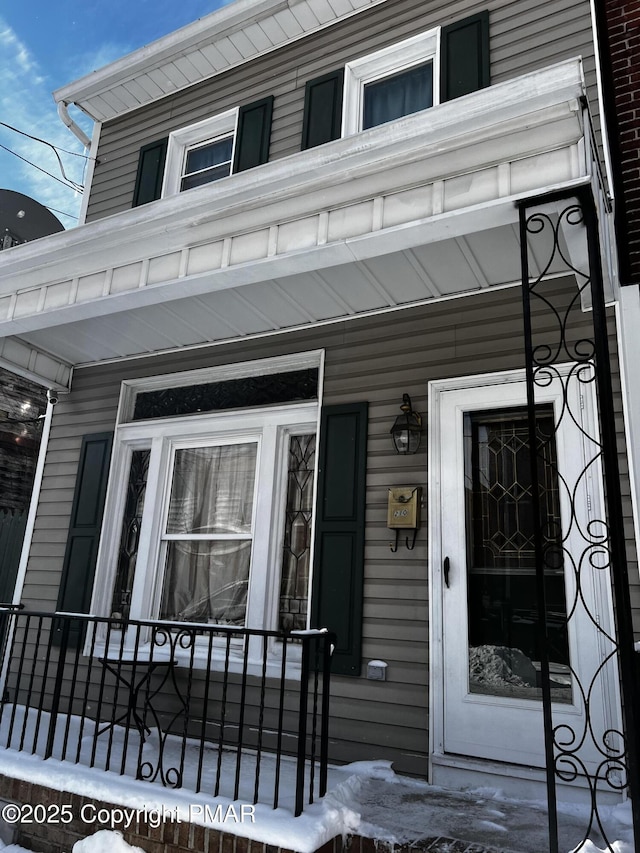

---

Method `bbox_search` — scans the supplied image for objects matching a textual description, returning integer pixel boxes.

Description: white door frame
[428,366,621,795]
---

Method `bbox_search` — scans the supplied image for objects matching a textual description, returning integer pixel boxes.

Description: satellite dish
[0,190,64,248]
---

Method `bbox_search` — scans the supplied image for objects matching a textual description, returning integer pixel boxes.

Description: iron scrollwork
[135,626,195,788]
[519,188,640,852]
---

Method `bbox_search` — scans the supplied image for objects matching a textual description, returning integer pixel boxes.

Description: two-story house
[0,0,638,831]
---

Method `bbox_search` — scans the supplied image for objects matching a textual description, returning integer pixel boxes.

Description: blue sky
[0,1,230,229]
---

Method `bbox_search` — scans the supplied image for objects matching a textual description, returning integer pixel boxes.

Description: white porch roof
[0,60,592,387]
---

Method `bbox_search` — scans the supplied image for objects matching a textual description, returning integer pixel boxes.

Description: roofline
[53,0,389,120]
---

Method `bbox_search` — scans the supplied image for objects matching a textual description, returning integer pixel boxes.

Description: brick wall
[603,0,640,282]
[0,775,504,853]
[0,776,352,853]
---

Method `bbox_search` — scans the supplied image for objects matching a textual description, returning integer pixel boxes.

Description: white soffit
[53,0,389,122]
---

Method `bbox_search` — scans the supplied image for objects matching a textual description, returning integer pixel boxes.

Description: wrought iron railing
[0,609,334,816]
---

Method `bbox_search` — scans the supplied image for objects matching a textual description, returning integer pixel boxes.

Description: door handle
[443,556,450,588]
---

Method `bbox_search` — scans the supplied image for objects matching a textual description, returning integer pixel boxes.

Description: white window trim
[92,401,319,626]
[92,353,324,671]
[342,27,441,136]
[117,350,324,424]
[161,107,239,196]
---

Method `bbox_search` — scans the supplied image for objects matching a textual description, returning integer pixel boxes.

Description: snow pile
[469,644,536,688]
[0,830,144,853]
[73,831,144,853]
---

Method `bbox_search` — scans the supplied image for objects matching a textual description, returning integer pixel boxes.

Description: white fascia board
[53,0,289,103]
[53,0,389,121]
[0,336,72,389]
[2,59,586,290]
[0,185,592,340]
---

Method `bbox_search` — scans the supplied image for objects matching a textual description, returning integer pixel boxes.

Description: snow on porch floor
[0,706,633,852]
[337,764,634,852]
[0,751,633,853]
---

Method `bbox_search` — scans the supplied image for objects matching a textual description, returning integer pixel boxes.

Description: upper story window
[342,28,440,135]
[363,62,433,130]
[162,109,238,196]
[301,13,489,151]
[181,136,234,190]
[132,97,274,207]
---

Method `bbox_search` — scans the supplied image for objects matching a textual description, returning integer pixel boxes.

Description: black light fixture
[390,393,422,454]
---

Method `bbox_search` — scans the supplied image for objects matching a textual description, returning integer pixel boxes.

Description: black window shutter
[55,432,113,646]
[301,69,344,150]
[311,402,367,676]
[440,11,490,103]
[233,96,274,173]
[132,138,168,207]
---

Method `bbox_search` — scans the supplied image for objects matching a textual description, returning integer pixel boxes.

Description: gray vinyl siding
[21,281,637,774]
[85,0,597,222]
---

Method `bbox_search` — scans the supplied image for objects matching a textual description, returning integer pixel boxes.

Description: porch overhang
[0,60,594,378]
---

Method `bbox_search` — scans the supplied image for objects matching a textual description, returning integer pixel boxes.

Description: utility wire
[0,122,87,190]
[0,143,84,193]
[0,122,90,159]
[47,204,78,221]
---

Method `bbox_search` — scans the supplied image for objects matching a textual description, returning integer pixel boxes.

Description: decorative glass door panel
[434,374,615,771]
[464,407,572,703]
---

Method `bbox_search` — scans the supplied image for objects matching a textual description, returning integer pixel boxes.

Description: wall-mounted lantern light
[390,393,422,454]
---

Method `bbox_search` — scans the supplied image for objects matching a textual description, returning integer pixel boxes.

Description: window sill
[91,635,303,681]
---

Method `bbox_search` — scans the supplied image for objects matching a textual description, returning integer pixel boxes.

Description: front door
[431,371,617,772]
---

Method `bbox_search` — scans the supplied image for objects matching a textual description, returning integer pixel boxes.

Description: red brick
[160,819,177,844]
[315,838,345,853]
[0,775,11,799]
[220,833,235,853]
[147,820,164,842]
[358,839,379,853]
[235,838,249,853]
[208,830,221,853]
[192,824,207,852]
[175,820,191,848]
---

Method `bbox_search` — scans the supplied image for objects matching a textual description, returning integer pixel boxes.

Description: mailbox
[387,486,421,529]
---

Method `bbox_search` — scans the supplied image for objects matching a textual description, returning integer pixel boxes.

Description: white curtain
[160,443,257,624]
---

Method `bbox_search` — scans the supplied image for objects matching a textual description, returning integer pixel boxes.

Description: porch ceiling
[17,224,562,366]
[0,60,589,378]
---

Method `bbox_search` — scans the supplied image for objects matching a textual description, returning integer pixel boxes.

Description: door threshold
[430,753,624,805]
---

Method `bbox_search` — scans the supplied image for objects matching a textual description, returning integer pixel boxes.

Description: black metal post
[44,615,70,760]
[295,636,310,817]
[319,631,334,798]
[519,202,560,853]
[518,185,640,850]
